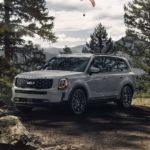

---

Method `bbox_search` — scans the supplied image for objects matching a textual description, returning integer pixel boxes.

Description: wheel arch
[68,84,89,101]
[120,83,134,96]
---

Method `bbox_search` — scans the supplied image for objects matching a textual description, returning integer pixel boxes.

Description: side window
[89,57,119,73]
[89,57,130,73]
[90,57,104,73]
[103,57,118,72]
[116,58,130,72]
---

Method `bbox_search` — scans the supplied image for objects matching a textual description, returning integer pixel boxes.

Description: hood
[16,70,83,79]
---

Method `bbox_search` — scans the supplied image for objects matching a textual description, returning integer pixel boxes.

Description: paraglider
[89,0,95,7]
[80,0,96,7]
[80,0,96,17]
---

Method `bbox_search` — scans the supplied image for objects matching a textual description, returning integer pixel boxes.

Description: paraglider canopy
[89,0,95,7]
[80,0,96,7]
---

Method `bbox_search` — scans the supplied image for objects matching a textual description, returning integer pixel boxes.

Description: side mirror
[89,66,100,75]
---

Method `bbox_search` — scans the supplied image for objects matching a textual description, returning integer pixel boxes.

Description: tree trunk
[4,0,11,61]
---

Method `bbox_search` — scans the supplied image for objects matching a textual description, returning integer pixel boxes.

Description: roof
[57,53,127,60]
[57,53,94,58]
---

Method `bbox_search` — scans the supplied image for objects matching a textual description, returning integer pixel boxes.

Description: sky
[42,0,132,48]
[0,0,132,48]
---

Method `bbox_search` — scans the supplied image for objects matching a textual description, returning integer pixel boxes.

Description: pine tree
[14,41,46,71]
[0,0,56,61]
[83,23,114,54]
[124,0,150,41]
[124,0,150,90]
[60,46,72,54]
[82,46,89,53]
[0,56,18,96]
[0,0,55,95]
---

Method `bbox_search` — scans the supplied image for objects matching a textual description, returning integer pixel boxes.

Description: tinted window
[116,58,130,72]
[41,57,90,72]
[89,57,130,73]
[103,57,118,72]
[90,57,118,73]
[90,57,105,73]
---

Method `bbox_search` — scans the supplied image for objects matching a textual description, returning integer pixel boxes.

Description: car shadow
[16,103,150,150]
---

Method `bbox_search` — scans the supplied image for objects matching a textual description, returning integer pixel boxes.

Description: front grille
[15,78,53,89]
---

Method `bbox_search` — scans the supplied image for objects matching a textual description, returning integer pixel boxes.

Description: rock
[39,143,85,150]
[0,115,31,145]
[70,144,84,150]
[0,109,6,117]
[0,98,6,107]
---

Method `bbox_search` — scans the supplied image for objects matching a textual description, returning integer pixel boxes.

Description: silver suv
[12,54,136,115]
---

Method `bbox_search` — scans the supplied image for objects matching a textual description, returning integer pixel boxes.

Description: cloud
[46,0,93,12]
[52,34,85,48]
[23,34,85,48]
[46,0,132,48]
[13,0,134,48]
[0,0,133,48]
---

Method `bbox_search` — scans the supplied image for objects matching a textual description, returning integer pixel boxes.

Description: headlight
[58,78,69,90]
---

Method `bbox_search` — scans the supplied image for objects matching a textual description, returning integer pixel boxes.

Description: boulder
[0,109,6,117]
[0,115,31,145]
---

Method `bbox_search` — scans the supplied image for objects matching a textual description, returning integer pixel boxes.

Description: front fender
[65,79,91,101]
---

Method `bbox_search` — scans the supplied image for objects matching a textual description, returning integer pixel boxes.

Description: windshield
[41,57,90,72]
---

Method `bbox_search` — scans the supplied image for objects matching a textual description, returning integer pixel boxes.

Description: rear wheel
[117,85,133,108]
[69,89,87,115]
[16,106,33,113]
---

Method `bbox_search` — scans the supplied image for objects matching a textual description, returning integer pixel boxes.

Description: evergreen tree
[0,56,18,96]
[0,0,56,61]
[82,46,89,53]
[83,23,114,54]
[60,45,72,54]
[0,0,55,95]
[14,41,46,71]
[124,0,150,41]
[124,0,150,90]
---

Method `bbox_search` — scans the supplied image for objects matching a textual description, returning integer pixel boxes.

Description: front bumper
[13,97,51,107]
[12,86,66,107]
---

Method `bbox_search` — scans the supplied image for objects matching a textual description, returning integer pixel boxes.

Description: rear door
[99,57,132,97]
[115,58,132,95]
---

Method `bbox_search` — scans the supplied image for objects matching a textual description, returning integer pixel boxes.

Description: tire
[16,106,33,113]
[69,89,87,115]
[117,85,133,108]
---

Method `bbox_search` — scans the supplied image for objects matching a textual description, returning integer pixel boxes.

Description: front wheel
[117,86,133,108]
[69,89,87,115]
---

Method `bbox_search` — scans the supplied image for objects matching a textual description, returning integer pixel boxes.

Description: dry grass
[133,98,150,106]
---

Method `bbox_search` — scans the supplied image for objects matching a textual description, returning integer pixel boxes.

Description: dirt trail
[15,103,150,150]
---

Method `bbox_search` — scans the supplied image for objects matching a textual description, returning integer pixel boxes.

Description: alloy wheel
[71,89,87,115]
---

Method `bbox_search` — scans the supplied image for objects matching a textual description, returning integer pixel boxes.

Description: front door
[87,56,109,99]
